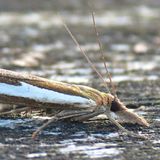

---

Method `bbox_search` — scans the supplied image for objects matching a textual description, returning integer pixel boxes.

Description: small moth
[0,68,149,139]
[0,13,149,139]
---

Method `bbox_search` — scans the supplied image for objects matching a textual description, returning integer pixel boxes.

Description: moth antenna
[61,19,110,92]
[91,11,117,98]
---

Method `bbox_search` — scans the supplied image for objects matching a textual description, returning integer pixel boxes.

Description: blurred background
[0,0,160,160]
[0,0,160,84]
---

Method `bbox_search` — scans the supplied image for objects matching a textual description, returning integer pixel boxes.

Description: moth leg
[72,106,105,121]
[32,116,58,139]
[0,107,29,116]
[32,109,93,139]
[105,107,148,139]
[57,109,92,118]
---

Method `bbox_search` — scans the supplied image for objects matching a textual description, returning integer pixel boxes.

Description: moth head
[109,96,149,127]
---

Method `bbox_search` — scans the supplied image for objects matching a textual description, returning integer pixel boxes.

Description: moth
[0,13,149,139]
